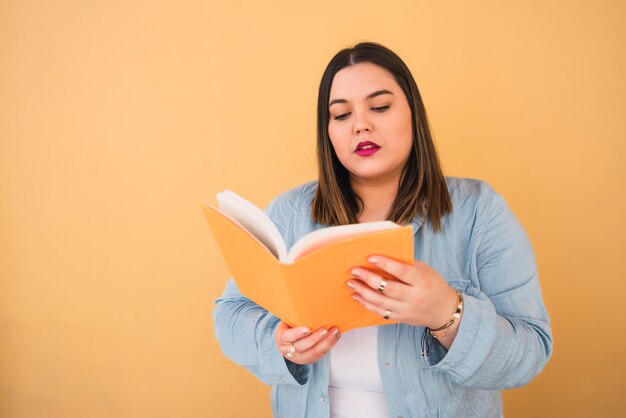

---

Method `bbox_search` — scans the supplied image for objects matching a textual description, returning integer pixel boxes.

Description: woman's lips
[356,147,380,156]
[355,141,381,156]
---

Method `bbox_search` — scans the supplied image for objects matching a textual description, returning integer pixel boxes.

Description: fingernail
[319,329,328,337]
[346,281,355,288]
[333,329,340,338]
[368,256,379,264]
[351,294,359,301]
[301,327,310,335]
[351,269,360,277]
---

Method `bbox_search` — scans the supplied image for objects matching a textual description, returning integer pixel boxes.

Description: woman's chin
[348,169,401,184]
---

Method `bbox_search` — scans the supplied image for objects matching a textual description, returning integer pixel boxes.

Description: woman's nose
[353,113,373,134]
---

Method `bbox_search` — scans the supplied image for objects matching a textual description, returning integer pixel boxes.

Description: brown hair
[312,42,451,231]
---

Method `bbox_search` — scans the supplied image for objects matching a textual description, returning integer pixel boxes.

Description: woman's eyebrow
[328,89,394,107]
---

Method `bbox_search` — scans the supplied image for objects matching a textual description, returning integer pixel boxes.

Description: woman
[213,42,552,417]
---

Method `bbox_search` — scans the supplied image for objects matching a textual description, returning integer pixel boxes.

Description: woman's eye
[333,112,350,121]
[372,105,390,112]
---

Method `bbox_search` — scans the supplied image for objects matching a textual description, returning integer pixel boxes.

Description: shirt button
[384,361,391,368]
[319,396,325,403]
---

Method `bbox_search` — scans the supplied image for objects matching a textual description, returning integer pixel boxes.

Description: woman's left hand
[348,255,458,330]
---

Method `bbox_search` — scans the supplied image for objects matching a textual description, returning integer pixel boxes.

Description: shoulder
[441,176,506,233]
[443,176,522,242]
[263,180,318,222]
[445,176,498,213]
[446,176,495,200]
[265,180,317,211]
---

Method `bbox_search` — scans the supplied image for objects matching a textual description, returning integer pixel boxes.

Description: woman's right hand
[274,321,341,365]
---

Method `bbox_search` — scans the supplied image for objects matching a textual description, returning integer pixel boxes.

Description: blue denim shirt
[213,177,552,418]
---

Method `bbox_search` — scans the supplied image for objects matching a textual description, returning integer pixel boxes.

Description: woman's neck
[351,176,399,223]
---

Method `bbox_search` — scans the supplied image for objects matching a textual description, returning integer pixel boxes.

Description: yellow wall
[1,0,624,416]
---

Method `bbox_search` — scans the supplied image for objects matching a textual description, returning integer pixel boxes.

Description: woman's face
[327,62,413,185]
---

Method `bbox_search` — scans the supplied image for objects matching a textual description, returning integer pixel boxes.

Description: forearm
[425,288,552,389]
[213,279,310,385]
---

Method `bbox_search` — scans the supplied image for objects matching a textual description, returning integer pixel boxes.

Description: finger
[367,255,420,286]
[349,267,405,299]
[278,326,334,357]
[347,278,404,311]
[297,328,342,361]
[281,342,299,359]
[278,325,312,344]
[351,293,400,322]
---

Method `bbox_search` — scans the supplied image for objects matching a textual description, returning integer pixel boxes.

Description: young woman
[213,42,552,418]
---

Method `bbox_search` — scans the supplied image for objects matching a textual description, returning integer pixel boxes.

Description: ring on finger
[377,279,388,293]
[383,309,391,320]
[286,342,298,358]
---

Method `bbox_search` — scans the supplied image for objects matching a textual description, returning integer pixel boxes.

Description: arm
[212,190,339,385]
[213,278,310,385]
[426,189,553,389]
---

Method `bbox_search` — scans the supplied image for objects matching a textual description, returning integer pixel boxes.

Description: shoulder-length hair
[311,42,451,232]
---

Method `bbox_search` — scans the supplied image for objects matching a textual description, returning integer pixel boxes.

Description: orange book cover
[202,201,414,332]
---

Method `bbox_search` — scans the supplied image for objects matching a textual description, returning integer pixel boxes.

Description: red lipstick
[355,141,381,157]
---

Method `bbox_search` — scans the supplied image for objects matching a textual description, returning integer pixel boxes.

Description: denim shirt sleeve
[212,193,310,386]
[425,187,553,390]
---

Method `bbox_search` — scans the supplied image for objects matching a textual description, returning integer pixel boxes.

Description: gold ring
[383,309,391,320]
[286,346,298,358]
[377,279,388,293]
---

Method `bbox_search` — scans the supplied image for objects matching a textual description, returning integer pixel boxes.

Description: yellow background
[1,0,624,417]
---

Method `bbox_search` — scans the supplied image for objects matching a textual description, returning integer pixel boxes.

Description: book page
[287,221,403,263]
[216,191,288,261]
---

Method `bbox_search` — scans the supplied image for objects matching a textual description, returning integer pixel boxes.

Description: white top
[328,326,390,418]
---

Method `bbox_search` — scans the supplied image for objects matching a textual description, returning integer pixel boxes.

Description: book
[202,190,415,332]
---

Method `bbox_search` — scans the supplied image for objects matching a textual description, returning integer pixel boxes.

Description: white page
[216,191,288,261]
[286,221,402,263]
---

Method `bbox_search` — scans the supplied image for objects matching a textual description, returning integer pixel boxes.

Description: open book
[202,190,415,332]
